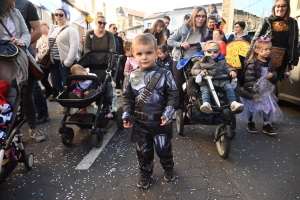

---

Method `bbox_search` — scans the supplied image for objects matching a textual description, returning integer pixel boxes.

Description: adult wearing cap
[183,14,190,24]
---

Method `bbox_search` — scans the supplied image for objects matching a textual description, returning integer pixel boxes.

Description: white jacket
[49,24,79,67]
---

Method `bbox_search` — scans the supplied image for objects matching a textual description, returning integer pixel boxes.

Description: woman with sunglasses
[84,15,115,54]
[245,0,298,84]
[48,8,79,113]
[143,19,166,45]
[167,7,209,108]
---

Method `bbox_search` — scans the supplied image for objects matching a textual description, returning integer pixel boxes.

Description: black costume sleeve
[122,75,135,120]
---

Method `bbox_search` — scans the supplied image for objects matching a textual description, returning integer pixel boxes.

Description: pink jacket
[124,57,139,76]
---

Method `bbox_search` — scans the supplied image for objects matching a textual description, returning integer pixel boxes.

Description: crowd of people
[0,0,298,190]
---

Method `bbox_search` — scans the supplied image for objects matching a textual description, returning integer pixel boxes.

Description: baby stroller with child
[175,51,243,159]
[56,50,116,148]
[0,80,34,184]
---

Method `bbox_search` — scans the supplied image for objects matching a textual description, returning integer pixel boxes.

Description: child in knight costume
[122,33,179,189]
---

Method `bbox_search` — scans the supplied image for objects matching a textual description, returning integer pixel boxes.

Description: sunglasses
[113,27,117,30]
[98,21,107,26]
[55,13,64,17]
[206,49,219,53]
[196,15,206,19]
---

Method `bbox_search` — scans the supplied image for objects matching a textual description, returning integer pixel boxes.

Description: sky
[114,0,223,17]
[234,0,274,18]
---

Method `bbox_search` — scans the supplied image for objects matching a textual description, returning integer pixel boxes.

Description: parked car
[275,40,300,106]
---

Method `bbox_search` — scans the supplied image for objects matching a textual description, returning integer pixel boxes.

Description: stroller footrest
[67,114,95,124]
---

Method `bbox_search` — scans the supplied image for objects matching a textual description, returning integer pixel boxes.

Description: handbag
[0,19,44,81]
[0,40,19,57]
[37,26,68,67]
[270,47,286,68]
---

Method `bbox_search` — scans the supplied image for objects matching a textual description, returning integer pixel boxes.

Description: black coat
[240,58,277,99]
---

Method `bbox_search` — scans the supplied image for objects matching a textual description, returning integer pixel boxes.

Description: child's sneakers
[230,101,244,112]
[137,174,151,189]
[247,121,258,133]
[69,92,81,99]
[200,102,213,114]
[263,124,277,135]
[164,169,175,182]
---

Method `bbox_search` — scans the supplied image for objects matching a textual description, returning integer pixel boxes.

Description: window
[147,23,152,28]
[171,17,177,26]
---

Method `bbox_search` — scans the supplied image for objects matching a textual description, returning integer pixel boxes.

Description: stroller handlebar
[203,74,231,80]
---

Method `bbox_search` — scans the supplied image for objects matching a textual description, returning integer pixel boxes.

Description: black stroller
[56,50,115,148]
[175,56,243,159]
[0,81,34,184]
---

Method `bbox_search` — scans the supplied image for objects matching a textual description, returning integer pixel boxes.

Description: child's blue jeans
[200,83,237,105]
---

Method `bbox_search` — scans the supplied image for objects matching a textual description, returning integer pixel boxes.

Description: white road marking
[75,124,118,170]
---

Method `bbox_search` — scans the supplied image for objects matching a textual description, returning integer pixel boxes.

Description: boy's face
[204,44,220,59]
[132,42,157,70]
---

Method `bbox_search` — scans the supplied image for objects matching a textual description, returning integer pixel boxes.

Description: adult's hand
[181,42,191,49]
[12,37,25,46]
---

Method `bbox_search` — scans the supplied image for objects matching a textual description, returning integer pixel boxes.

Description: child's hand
[266,72,273,79]
[230,71,237,78]
[83,91,89,96]
[160,117,169,126]
[200,69,207,76]
[123,120,133,129]
[253,94,260,99]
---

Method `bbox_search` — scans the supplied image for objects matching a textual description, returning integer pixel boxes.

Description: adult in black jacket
[245,0,299,83]
[227,21,251,44]
[108,23,125,55]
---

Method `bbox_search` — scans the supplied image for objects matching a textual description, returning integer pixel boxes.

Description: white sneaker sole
[263,130,277,135]
[200,106,213,114]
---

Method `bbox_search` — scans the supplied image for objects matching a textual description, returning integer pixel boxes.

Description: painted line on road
[75,124,118,170]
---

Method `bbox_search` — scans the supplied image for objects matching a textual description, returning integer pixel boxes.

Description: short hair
[157,44,168,53]
[162,16,170,21]
[109,23,116,28]
[207,16,216,22]
[234,21,246,30]
[55,8,68,18]
[204,40,220,50]
[132,33,157,52]
[124,41,132,51]
[70,64,85,75]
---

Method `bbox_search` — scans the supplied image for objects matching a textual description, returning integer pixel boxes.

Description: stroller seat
[57,75,103,108]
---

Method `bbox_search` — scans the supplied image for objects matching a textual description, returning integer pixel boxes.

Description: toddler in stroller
[191,41,244,114]
[56,50,116,148]
[175,41,244,159]
[0,80,34,184]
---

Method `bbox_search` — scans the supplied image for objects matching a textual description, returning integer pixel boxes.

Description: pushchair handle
[203,74,231,81]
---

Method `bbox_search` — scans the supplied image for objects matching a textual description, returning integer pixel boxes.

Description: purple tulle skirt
[238,95,283,123]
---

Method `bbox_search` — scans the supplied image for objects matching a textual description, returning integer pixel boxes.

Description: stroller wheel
[61,127,74,146]
[116,107,124,130]
[92,128,103,148]
[24,153,34,170]
[215,125,230,159]
[176,109,184,136]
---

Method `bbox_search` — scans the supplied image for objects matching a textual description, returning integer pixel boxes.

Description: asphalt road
[0,100,299,200]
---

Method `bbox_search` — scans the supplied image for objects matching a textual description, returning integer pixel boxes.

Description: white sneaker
[230,101,244,111]
[200,102,213,114]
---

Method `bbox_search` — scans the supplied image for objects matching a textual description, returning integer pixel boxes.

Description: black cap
[184,14,191,20]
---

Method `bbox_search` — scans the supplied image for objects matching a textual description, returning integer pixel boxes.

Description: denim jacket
[167,23,208,61]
